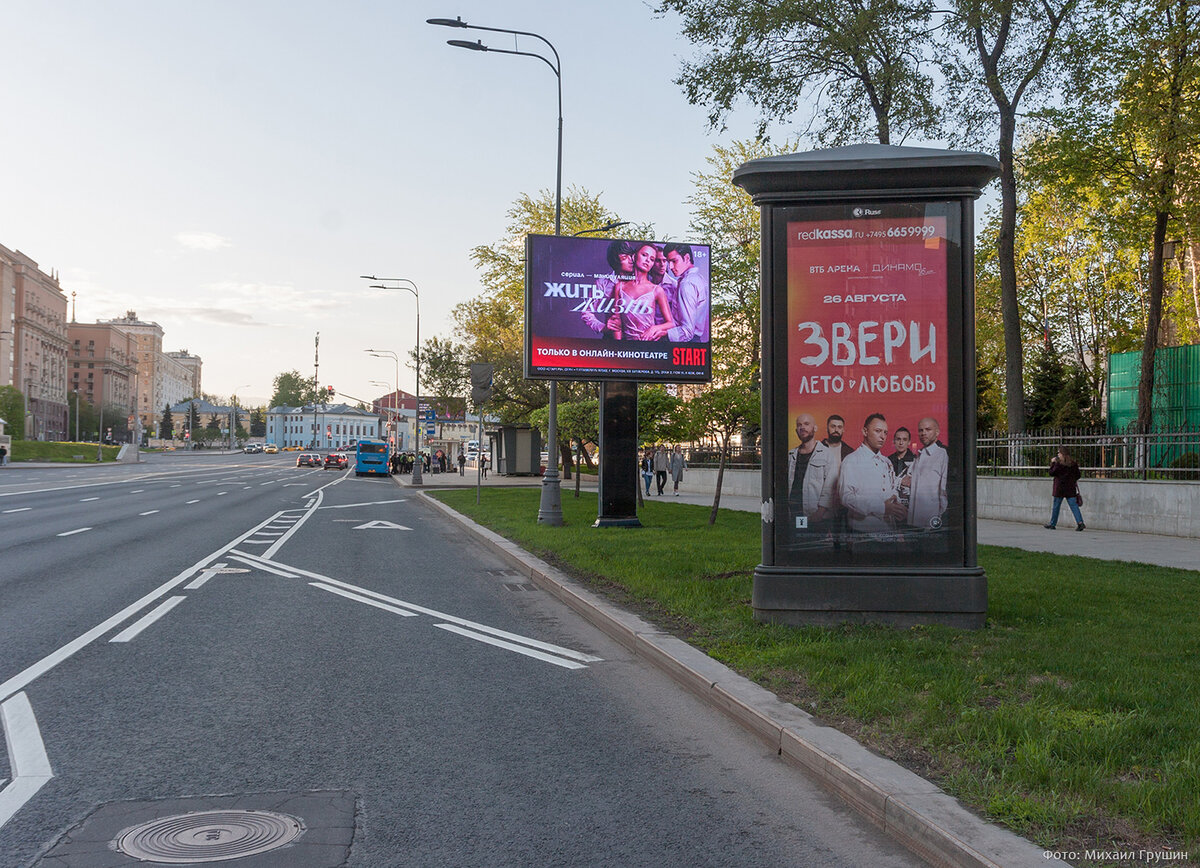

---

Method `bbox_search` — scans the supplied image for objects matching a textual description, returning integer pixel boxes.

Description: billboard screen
[775,202,963,565]
[524,234,713,382]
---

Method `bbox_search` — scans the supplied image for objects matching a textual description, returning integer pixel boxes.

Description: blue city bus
[355,439,391,477]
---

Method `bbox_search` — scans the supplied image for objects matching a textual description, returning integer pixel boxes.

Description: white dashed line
[139,510,159,516]
[3,508,31,514]
[57,528,91,537]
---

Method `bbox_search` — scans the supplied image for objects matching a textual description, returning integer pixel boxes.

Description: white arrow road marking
[232,550,602,669]
[352,520,411,530]
[0,693,53,828]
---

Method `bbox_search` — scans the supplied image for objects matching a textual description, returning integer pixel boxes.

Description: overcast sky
[2,1,964,407]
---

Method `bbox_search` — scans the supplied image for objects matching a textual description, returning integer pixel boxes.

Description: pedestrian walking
[481,454,489,479]
[653,444,669,496]
[641,447,654,495]
[669,445,686,496]
[1045,446,1086,531]
[458,451,466,476]
[0,444,7,466]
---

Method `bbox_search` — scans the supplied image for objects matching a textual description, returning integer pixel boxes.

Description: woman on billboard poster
[607,243,675,341]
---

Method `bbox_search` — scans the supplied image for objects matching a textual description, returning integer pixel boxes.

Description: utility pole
[312,331,320,449]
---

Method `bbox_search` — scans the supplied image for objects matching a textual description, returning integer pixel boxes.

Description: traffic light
[327,385,335,397]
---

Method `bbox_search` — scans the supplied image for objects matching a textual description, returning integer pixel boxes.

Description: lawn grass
[433,487,1199,864]
[8,441,119,462]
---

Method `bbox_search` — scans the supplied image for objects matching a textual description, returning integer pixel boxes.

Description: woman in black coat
[1045,446,1085,531]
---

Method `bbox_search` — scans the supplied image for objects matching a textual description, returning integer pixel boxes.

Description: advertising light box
[776,202,963,565]
[524,234,713,382]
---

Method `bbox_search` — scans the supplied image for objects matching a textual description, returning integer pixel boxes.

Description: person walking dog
[1045,446,1085,531]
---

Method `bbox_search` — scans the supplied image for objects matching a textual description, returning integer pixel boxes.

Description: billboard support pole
[594,381,641,527]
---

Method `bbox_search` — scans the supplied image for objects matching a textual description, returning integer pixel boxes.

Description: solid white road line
[233,550,602,665]
[227,555,298,578]
[309,583,420,617]
[56,528,91,537]
[318,499,406,510]
[3,508,31,513]
[0,510,292,706]
[0,693,53,829]
[108,596,187,643]
[184,563,227,590]
[434,623,588,670]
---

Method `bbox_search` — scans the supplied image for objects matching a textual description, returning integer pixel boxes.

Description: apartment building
[0,243,69,440]
[104,311,202,432]
[67,321,137,412]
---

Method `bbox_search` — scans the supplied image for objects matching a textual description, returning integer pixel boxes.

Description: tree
[270,370,320,407]
[453,187,652,462]
[658,0,942,144]
[1025,342,1095,428]
[160,404,174,439]
[249,406,266,437]
[0,386,25,439]
[411,336,469,419]
[682,384,760,525]
[530,396,600,491]
[187,402,200,438]
[941,0,1083,431]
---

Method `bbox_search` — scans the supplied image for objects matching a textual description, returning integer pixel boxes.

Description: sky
[1,2,982,409]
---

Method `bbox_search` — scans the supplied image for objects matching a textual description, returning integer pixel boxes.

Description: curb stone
[419,491,1068,868]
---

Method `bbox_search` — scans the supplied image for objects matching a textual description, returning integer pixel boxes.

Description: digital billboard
[775,202,962,565]
[524,234,713,382]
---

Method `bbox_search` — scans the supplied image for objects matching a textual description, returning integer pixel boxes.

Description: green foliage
[249,406,266,437]
[270,370,321,407]
[0,385,25,439]
[434,487,1200,854]
[187,401,201,433]
[412,336,469,418]
[658,0,942,144]
[5,441,119,462]
[1024,343,1095,427]
[637,385,690,444]
[160,403,174,439]
[453,187,652,429]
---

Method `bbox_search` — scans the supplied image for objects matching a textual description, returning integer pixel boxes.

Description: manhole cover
[115,809,304,863]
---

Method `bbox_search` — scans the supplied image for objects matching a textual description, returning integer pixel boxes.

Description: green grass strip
[7,441,120,462]
[433,487,1199,862]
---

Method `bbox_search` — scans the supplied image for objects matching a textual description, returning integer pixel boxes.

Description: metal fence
[976,426,1200,480]
[683,427,1200,480]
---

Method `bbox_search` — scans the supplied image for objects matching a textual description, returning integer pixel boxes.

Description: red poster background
[787,217,949,454]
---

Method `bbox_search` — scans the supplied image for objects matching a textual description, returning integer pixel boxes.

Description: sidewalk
[406,471,1199,572]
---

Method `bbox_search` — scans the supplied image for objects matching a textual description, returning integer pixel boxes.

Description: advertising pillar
[733,145,999,628]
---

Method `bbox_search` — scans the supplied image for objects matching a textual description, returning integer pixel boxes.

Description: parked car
[324,452,348,469]
[263,444,279,454]
[296,452,323,467]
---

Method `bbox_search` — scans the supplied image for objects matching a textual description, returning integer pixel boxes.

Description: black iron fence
[977,426,1200,480]
[682,427,1200,480]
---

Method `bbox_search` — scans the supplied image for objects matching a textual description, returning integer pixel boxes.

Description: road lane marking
[0,693,54,828]
[3,508,31,514]
[57,528,91,537]
[0,509,294,707]
[232,550,603,667]
[352,520,411,530]
[185,563,226,590]
[79,497,99,502]
[434,623,587,669]
[186,499,201,504]
[227,555,298,578]
[310,583,420,617]
[131,489,144,493]
[109,597,187,643]
[139,510,160,516]
[318,499,406,510]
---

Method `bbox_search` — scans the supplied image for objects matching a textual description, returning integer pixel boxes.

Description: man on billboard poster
[838,413,907,540]
[906,417,948,530]
[644,243,709,343]
[786,413,837,533]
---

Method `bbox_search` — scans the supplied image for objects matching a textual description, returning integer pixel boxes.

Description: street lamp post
[231,385,251,451]
[361,276,422,485]
[429,14,564,525]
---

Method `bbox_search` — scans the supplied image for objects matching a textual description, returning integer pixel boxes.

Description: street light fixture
[572,220,630,237]
[429,14,564,525]
[361,275,422,485]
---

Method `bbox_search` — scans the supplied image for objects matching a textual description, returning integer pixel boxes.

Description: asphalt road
[0,452,925,867]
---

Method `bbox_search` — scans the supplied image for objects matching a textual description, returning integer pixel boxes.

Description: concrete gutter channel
[420,491,1065,868]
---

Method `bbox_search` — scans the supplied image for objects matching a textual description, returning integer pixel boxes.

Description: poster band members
[889,427,917,512]
[786,413,837,528]
[905,417,948,529]
[838,413,907,533]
